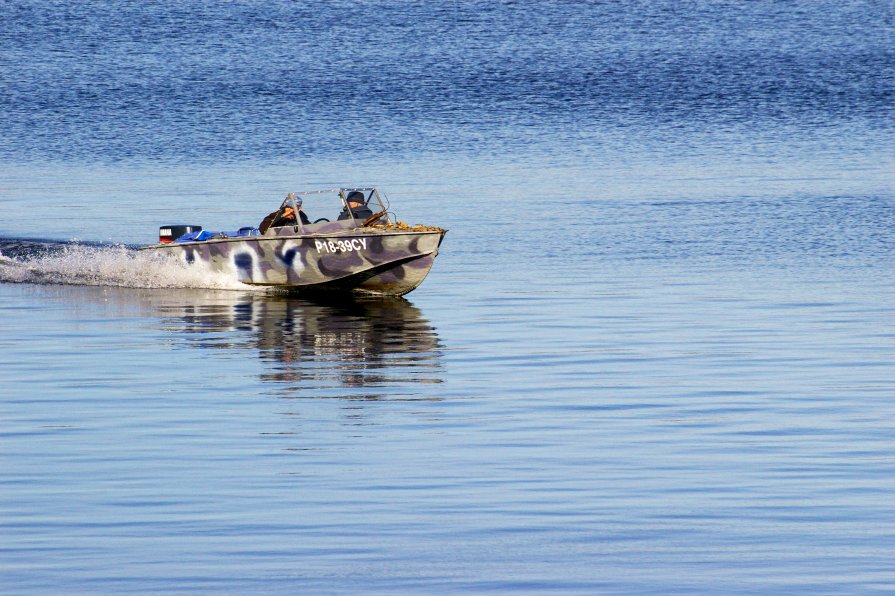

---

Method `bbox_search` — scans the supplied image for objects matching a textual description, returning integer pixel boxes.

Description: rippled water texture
[1,0,892,163]
[1,0,894,592]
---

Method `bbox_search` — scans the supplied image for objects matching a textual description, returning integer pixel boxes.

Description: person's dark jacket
[337,205,375,221]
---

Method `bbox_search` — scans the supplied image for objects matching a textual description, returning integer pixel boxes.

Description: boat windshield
[280,187,390,226]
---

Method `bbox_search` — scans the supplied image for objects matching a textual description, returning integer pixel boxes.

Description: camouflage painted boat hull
[143,225,446,296]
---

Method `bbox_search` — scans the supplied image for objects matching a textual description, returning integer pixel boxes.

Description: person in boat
[337,191,375,221]
[259,198,309,233]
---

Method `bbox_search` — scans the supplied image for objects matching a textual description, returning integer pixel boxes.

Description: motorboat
[143,187,446,296]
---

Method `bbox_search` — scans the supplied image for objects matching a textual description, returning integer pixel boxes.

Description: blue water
[1,1,894,592]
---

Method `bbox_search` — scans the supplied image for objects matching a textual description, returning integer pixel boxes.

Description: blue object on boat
[176,230,215,242]
[175,227,258,242]
[229,227,260,237]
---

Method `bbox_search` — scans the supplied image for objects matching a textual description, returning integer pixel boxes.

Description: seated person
[337,191,375,221]
[259,199,309,233]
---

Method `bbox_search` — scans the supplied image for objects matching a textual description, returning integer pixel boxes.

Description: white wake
[0,242,253,291]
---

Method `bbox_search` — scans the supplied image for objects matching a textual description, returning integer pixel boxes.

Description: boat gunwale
[141,228,446,250]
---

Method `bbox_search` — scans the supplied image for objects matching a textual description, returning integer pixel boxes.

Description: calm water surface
[2,0,894,592]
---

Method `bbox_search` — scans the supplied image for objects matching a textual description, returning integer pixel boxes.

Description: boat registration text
[315,238,368,254]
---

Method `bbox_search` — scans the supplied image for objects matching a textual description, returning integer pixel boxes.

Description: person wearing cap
[259,199,309,233]
[337,191,375,221]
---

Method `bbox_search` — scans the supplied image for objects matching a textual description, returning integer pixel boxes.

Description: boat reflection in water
[11,281,444,399]
[163,291,445,396]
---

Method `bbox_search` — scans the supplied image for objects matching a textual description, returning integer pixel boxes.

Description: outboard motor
[159,225,202,244]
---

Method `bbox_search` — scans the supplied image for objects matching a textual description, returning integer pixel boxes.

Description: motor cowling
[159,225,202,244]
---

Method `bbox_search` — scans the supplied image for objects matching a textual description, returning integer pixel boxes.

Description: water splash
[0,238,253,290]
